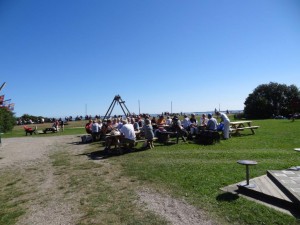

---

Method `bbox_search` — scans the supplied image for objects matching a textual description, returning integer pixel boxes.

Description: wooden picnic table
[105,130,141,150]
[43,127,58,134]
[230,121,260,135]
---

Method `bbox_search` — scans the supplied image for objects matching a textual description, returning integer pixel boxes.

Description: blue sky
[1,0,299,118]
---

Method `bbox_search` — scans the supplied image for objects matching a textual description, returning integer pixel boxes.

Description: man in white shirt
[119,120,136,149]
[166,116,172,126]
[216,111,230,139]
[181,115,190,130]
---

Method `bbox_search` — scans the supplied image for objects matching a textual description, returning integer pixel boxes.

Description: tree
[0,107,16,132]
[244,82,300,119]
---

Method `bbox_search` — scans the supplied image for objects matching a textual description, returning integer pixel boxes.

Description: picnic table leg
[247,122,255,134]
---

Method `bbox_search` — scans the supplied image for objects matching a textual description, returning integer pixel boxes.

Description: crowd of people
[83,111,230,152]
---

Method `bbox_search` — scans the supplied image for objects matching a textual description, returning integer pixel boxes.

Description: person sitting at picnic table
[206,113,218,131]
[119,119,136,150]
[142,119,154,149]
[200,114,208,126]
[131,117,140,131]
[189,113,198,135]
[181,115,190,131]
[101,119,114,135]
[52,120,59,131]
[216,111,230,139]
[151,116,157,125]
[171,116,188,139]
[156,115,166,126]
[166,116,172,126]
[85,119,92,134]
[103,119,118,151]
[137,116,144,127]
[111,118,119,129]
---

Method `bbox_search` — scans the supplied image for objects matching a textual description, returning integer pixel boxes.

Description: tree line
[244,82,300,119]
[1,82,299,132]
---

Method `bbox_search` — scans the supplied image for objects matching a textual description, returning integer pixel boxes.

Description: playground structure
[102,95,131,120]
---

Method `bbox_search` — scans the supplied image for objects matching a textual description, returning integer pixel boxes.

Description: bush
[0,107,16,132]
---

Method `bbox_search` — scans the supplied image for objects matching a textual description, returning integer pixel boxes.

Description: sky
[1,0,300,118]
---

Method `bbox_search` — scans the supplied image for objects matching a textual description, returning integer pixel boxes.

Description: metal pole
[246,165,250,185]
[138,100,140,114]
[171,101,172,114]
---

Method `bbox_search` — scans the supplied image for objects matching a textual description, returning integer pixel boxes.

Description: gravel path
[0,135,217,225]
[137,189,215,225]
[0,135,82,225]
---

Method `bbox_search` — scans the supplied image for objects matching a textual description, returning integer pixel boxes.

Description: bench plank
[243,126,260,129]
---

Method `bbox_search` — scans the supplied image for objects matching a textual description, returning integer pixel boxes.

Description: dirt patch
[137,189,215,225]
[1,135,84,225]
[0,135,217,225]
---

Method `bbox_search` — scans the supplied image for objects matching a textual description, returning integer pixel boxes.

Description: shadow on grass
[216,192,239,202]
[76,145,151,160]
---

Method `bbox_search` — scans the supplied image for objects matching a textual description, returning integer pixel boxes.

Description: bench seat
[242,126,260,129]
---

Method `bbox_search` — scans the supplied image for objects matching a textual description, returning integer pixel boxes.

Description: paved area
[268,169,300,205]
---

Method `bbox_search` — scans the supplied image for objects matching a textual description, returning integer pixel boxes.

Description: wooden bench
[43,127,58,134]
[245,126,260,129]
[230,126,260,135]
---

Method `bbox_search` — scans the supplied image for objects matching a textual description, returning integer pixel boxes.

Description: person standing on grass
[60,120,64,132]
[216,111,230,139]
[91,120,102,141]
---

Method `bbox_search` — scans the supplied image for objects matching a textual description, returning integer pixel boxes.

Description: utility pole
[138,100,140,114]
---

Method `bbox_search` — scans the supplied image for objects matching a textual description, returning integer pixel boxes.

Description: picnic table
[105,130,141,151]
[230,121,260,135]
[43,127,58,134]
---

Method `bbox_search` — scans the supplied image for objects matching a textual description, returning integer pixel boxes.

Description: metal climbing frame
[103,95,131,120]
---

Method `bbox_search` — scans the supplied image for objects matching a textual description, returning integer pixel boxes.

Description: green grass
[1,118,300,224]
[1,120,87,138]
[0,172,26,225]
[50,150,167,225]
[109,119,300,224]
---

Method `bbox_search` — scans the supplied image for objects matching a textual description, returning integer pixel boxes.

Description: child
[143,119,154,149]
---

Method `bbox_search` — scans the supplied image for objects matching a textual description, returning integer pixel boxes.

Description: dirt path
[0,136,83,225]
[0,136,216,225]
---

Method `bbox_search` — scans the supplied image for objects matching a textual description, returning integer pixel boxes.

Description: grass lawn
[1,120,87,138]
[1,118,300,224]
[110,119,300,224]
